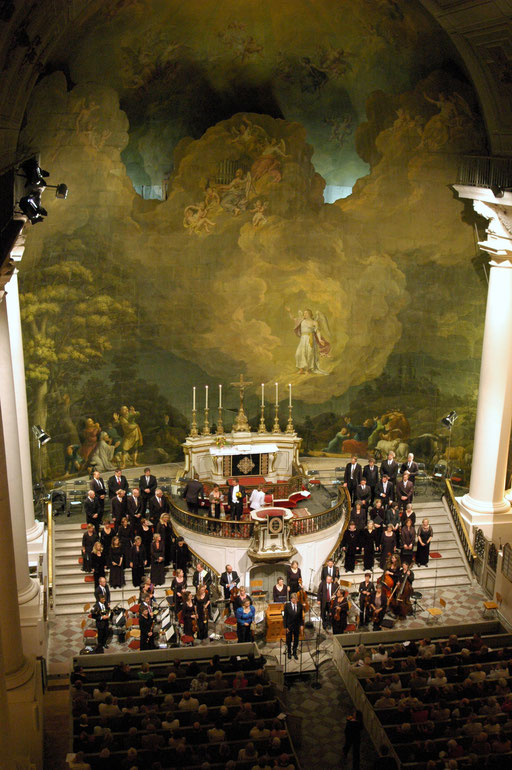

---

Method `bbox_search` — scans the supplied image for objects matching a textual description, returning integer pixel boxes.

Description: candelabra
[285,405,295,434]
[190,409,199,437]
[202,407,211,435]
[258,404,267,433]
[272,403,281,434]
[216,406,224,435]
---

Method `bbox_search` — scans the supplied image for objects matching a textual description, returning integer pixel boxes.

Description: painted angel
[287,307,331,374]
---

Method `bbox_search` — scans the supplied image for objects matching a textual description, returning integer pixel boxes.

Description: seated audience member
[178,691,200,711]
[207,719,226,743]
[250,719,271,740]
[98,695,121,718]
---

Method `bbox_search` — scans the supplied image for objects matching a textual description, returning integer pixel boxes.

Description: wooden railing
[328,486,352,564]
[444,479,475,569]
[168,481,347,541]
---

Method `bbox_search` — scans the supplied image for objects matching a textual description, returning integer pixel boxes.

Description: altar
[180,374,303,484]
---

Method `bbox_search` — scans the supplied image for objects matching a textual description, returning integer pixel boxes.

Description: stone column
[454,188,512,540]
[0,298,40,606]
[4,271,44,546]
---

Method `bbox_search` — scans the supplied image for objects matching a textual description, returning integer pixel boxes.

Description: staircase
[335,501,473,594]
[53,522,182,615]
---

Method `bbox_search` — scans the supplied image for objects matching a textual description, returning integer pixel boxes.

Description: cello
[297,578,310,613]
[389,565,414,617]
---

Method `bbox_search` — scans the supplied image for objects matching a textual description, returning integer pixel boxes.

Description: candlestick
[285,404,295,434]
[261,383,264,407]
[275,381,278,406]
[216,406,224,435]
[190,408,199,437]
[258,404,266,433]
[288,383,292,407]
[202,406,210,435]
[205,384,208,409]
[192,386,196,411]
[219,384,222,408]
[272,402,280,434]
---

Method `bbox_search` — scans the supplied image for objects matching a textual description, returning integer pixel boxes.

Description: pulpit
[248,507,297,562]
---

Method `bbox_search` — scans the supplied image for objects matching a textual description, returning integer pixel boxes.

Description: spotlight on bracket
[441,410,458,428]
[32,425,51,446]
[20,157,50,188]
[19,191,48,224]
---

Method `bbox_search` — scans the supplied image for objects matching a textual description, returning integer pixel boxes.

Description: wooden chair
[81,617,97,645]
[483,591,502,618]
[426,596,446,623]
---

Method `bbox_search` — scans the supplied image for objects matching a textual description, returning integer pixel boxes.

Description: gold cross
[230,374,252,432]
[230,373,253,399]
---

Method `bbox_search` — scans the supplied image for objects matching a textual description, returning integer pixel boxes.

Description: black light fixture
[54,183,68,199]
[32,425,51,446]
[441,410,458,428]
[20,158,49,188]
[19,191,48,224]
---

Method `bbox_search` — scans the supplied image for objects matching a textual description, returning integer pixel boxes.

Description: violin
[331,597,342,622]
[230,586,239,600]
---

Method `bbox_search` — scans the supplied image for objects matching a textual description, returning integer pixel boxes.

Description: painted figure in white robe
[290,308,331,374]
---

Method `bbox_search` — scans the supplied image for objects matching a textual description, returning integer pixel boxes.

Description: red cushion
[225,616,237,626]
[131,618,139,626]
[78,557,83,564]
[129,604,140,614]
[128,639,140,650]
[346,624,357,632]
[224,631,238,641]
[84,629,97,638]
[430,552,442,559]
[181,635,194,644]
[80,523,87,529]
[84,575,94,583]
[264,494,273,504]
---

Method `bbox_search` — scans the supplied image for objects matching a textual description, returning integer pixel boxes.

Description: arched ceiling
[0,0,510,177]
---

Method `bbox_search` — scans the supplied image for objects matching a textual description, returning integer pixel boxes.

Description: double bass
[389,566,414,617]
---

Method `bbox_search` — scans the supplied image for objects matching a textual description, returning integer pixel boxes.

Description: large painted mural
[17,0,488,479]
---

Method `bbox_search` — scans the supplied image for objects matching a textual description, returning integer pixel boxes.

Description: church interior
[2,1,512,769]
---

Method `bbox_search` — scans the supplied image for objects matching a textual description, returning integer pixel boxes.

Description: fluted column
[0,299,39,604]
[454,187,512,539]
[5,271,44,545]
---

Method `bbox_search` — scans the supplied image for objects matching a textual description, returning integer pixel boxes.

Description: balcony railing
[444,479,475,570]
[457,155,512,190]
[168,482,347,541]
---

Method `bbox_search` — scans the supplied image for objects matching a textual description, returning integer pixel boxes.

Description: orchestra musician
[283,592,304,659]
[286,560,302,594]
[232,586,252,614]
[370,584,387,631]
[171,568,187,614]
[181,591,197,637]
[330,587,350,635]
[139,605,155,650]
[273,576,287,603]
[92,598,111,650]
[358,572,374,627]
[220,565,240,601]
[317,574,338,628]
[391,562,414,619]
[194,585,210,641]
[193,562,212,591]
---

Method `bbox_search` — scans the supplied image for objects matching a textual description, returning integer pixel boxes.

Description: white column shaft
[462,260,512,515]
[5,272,42,541]
[0,300,37,599]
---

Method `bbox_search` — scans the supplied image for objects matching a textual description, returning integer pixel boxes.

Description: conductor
[283,592,304,661]
[92,599,110,650]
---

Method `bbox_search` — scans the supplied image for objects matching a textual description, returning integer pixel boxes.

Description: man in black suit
[380,451,398,484]
[139,467,157,511]
[148,488,170,523]
[363,457,379,503]
[396,471,414,511]
[376,474,394,507]
[193,562,212,590]
[111,489,127,527]
[220,565,240,600]
[343,456,362,504]
[182,476,205,514]
[92,599,110,649]
[108,469,129,499]
[317,575,338,628]
[90,470,107,518]
[358,573,374,627]
[321,559,339,582]
[84,490,101,533]
[400,453,419,484]
[127,488,143,532]
[283,593,304,660]
[95,576,111,605]
[226,478,246,521]
[355,478,372,511]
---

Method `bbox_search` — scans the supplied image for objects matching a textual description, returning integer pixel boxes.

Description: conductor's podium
[265,602,305,643]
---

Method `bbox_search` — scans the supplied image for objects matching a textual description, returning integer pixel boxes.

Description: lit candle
[193,386,196,411]
[261,383,264,407]
[219,384,222,408]
[275,381,278,406]
[288,383,292,407]
[205,385,209,408]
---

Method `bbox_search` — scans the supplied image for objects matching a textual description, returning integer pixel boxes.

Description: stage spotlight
[32,425,51,446]
[441,411,458,428]
[491,184,504,198]
[19,191,47,224]
[55,183,68,199]
[20,158,49,188]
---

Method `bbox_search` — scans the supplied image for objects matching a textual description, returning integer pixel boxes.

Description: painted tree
[20,259,137,477]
